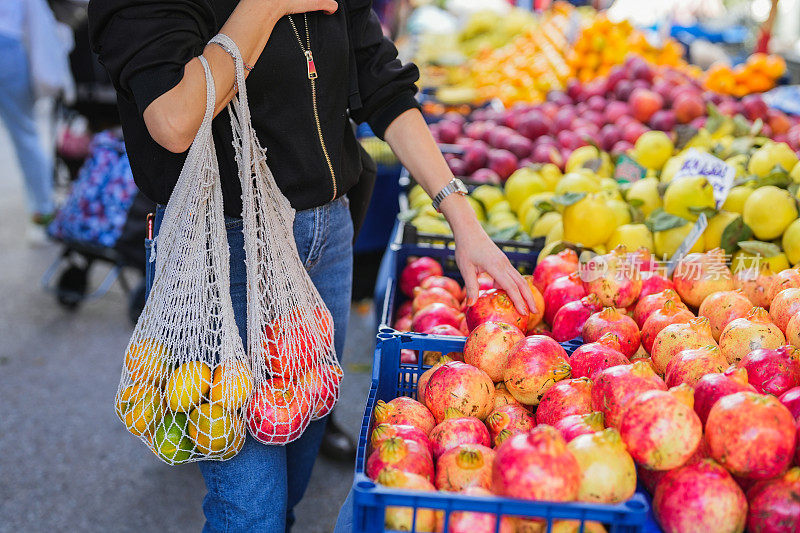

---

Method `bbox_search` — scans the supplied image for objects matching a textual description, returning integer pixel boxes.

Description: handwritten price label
[673,149,735,208]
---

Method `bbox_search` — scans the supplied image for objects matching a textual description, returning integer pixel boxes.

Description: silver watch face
[453,179,468,194]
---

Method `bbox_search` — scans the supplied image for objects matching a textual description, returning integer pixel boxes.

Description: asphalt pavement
[0,121,376,532]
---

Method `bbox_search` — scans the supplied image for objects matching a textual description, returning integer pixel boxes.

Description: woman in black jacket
[89,0,537,530]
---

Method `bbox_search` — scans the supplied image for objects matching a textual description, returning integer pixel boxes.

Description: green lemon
[663,176,715,221]
[562,194,616,248]
[153,412,194,464]
[504,168,547,213]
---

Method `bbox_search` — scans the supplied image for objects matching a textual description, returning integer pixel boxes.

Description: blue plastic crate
[353,332,654,533]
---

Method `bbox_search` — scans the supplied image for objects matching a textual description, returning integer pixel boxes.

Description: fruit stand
[352,2,800,532]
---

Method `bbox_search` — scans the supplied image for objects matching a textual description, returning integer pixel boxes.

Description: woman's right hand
[281,0,338,15]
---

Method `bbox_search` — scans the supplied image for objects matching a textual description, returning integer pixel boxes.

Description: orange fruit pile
[703,53,786,97]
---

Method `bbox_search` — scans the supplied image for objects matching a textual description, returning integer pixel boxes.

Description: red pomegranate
[638,436,710,494]
[698,289,753,341]
[746,467,800,533]
[769,268,800,301]
[503,335,571,406]
[582,245,642,307]
[735,266,776,309]
[417,355,453,405]
[567,428,637,503]
[247,380,312,444]
[400,257,443,298]
[779,386,800,420]
[693,368,756,424]
[653,460,747,533]
[651,316,717,375]
[591,361,667,428]
[419,275,463,301]
[665,345,728,388]
[463,321,525,382]
[638,274,676,302]
[435,443,495,492]
[424,361,495,422]
[447,486,515,533]
[554,411,605,442]
[770,288,800,332]
[551,294,604,342]
[543,272,587,325]
[633,288,687,328]
[412,286,460,314]
[569,333,629,379]
[492,381,525,410]
[371,424,432,457]
[465,289,528,333]
[485,404,536,447]
[620,385,703,470]
[491,426,581,501]
[531,249,579,293]
[373,396,436,435]
[412,303,464,333]
[375,468,438,532]
[672,249,734,308]
[535,377,593,427]
[640,299,695,354]
[737,345,800,397]
[786,312,800,349]
[706,392,797,479]
[720,307,785,364]
[582,307,640,358]
[366,436,435,482]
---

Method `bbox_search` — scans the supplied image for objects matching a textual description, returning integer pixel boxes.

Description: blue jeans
[147,196,353,532]
[0,34,53,215]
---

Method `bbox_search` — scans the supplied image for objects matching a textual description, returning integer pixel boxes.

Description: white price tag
[673,149,735,208]
[667,213,709,276]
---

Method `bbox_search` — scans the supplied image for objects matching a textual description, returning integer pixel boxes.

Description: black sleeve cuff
[128,63,188,115]
[367,91,421,140]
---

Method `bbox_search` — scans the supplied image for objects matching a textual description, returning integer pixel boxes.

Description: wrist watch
[431,178,468,212]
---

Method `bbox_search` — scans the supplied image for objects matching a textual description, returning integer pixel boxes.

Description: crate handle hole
[356,480,376,490]
[625,500,647,511]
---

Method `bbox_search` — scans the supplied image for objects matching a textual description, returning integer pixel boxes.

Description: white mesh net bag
[215,34,343,445]
[115,55,249,464]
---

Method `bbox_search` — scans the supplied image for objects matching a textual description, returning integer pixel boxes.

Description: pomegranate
[366,436,435,482]
[640,275,676,301]
[620,385,703,470]
[719,307,785,364]
[746,467,800,533]
[412,303,464,333]
[551,294,604,342]
[417,355,453,405]
[531,249,579,293]
[591,361,667,428]
[673,249,734,308]
[477,272,494,291]
[698,289,753,341]
[435,444,495,492]
[653,460,747,533]
[492,381,525,410]
[706,392,797,479]
[735,265,776,309]
[424,361,495,422]
[420,275,463,301]
[413,286,460,314]
[485,404,536,447]
[394,314,412,332]
[447,486,515,533]
[376,468,438,532]
[535,377,593,426]
[371,424,432,457]
[693,368,756,424]
[543,272,587,325]
[779,386,800,420]
[400,257,443,298]
[769,268,800,301]
[769,288,800,332]
[396,300,413,321]
[638,437,710,494]
[463,321,525,382]
[582,245,642,307]
[428,410,491,459]
[640,300,695,354]
[737,345,800,397]
[491,426,581,501]
[567,428,637,503]
[633,288,687,328]
[373,397,436,435]
[786,312,800,349]
[465,289,528,333]
[569,333,629,379]
[651,317,717,375]
[554,411,605,442]
[665,345,728,388]
[522,275,546,332]
[247,380,312,443]
[582,307,640,359]
[503,335,571,406]
[550,520,606,533]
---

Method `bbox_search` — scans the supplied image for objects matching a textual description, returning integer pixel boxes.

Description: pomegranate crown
[376,467,407,487]
[596,332,621,350]
[746,306,771,322]
[583,411,605,429]
[455,447,486,469]
[668,383,695,408]
[597,427,623,446]
[443,407,466,420]
[630,360,657,377]
[495,429,513,447]
[378,436,409,462]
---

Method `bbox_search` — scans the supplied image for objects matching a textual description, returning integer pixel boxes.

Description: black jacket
[88,0,419,215]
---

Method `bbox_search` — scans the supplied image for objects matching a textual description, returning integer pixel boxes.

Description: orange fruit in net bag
[210,358,253,411]
[188,402,245,456]
[125,338,171,386]
[298,364,344,418]
[117,383,164,437]
[165,361,212,413]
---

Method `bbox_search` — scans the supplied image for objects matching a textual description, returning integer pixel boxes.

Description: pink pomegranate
[435,444,496,492]
[653,460,747,533]
[463,321,525,382]
[371,424,432,457]
[447,486,515,533]
[582,245,642,307]
[638,274,676,301]
[503,335,571,405]
[374,397,436,435]
[396,300,413,321]
[651,317,717,375]
[417,355,453,405]
[769,268,800,301]
[485,404,536,446]
[465,289,528,333]
[582,307,640,359]
[535,377,593,426]
[477,272,494,291]
[413,286,460,314]
[737,345,800,397]
[401,349,418,364]
[366,436,435,482]
[779,386,800,420]
[522,275,546,332]
[492,381,525,410]
[620,385,703,470]
[424,361,495,422]
[746,467,800,533]
[665,345,728,388]
[698,289,753,341]
[549,520,607,533]
[420,275,463,301]
[428,410,492,459]
[400,257,443,298]
[706,392,797,479]
[394,314,412,332]
[640,300,695,354]
[786,312,800,349]
[638,437,710,494]
[693,368,756,424]
[569,333,629,379]
[673,249,735,308]
[769,288,800,332]
[412,302,464,333]
[567,428,637,503]
[376,468,438,532]
[551,294,604,342]
[421,324,464,338]
[491,426,581,501]
[591,361,667,428]
[720,307,785,364]
[633,288,687,328]
[735,266,775,309]
[531,249,579,293]
[543,272,586,325]
[554,411,605,442]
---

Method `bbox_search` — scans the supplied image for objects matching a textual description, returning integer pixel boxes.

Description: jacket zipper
[288,14,337,202]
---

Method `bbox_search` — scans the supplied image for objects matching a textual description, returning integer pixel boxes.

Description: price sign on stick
[673,149,735,208]
[667,213,709,277]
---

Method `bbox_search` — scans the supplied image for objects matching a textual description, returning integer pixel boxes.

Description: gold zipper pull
[305,51,318,79]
